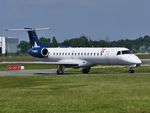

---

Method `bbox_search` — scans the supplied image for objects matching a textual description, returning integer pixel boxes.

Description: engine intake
[28,47,49,58]
[41,48,49,56]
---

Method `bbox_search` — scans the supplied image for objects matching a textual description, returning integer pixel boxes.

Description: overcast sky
[0,0,150,41]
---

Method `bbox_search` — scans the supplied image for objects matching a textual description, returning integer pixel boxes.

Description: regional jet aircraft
[4,28,141,74]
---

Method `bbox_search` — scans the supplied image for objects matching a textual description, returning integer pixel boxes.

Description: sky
[0,0,150,42]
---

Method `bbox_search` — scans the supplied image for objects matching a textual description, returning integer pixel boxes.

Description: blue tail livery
[24,28,42,48]
[5,27,49,48]
[5,27,50,58]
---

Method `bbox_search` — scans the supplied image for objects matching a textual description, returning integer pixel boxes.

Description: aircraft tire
[82,67,91,74]
[57,70,64,75]
[129,69,135,73]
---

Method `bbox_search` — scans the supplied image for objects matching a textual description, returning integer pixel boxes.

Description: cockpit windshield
[117,50,132,55]
[122,50,132,54]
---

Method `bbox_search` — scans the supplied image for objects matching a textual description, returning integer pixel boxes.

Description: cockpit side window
[117,51,121,55]
[122,50,132,54]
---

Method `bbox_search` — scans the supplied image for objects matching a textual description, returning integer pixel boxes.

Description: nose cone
[133,56,142,64]
[121,54,142,65]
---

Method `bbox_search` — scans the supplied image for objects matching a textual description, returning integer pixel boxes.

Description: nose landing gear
[129,68,135,73]
[128,66,135,73]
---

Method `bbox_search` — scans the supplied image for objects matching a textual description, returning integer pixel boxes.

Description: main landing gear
[56,65,91,75]
[82,66,91,74]
[57,65,64,75]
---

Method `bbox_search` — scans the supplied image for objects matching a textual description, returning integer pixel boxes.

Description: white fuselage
[5,28,142,74]
[45,47,141,67]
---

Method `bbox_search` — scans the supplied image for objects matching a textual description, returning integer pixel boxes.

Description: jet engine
[28,47,49,58]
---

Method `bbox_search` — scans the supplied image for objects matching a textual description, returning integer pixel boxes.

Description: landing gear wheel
[82,66,91,74]
[128,67,135,73]
[129,69,135,73]
[57,70,64,75]
[57,65,64,75]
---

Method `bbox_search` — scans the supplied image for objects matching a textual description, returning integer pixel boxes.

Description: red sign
[7,65,24,70]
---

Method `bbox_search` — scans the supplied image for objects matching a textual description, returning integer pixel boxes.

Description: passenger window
[117,51,121,55]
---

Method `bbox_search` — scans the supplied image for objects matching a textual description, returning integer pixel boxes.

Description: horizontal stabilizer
[5,27,49,31]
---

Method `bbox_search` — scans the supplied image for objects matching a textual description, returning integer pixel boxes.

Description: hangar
[0,37,19,54]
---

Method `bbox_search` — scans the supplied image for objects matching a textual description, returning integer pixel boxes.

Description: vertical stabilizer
[26,29,41,48]
[5,27,49,48]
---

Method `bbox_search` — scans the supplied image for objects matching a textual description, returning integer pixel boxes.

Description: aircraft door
[116,51,122,64]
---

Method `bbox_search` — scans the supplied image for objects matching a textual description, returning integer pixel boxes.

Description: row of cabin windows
[53,52,101,56]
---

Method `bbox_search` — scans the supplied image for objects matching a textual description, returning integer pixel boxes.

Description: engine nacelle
[28,47,49,58]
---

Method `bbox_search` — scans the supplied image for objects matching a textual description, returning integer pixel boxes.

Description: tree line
[17,35,150,54]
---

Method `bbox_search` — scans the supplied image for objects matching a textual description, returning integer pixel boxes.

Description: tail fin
[25,28,42,48]
[5,27,49,48]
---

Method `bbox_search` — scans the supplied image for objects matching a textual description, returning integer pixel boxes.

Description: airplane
[3,28,142,74]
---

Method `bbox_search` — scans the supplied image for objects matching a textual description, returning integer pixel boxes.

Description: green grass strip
[0,75,150,113]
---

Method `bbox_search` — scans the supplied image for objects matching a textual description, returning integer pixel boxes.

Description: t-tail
[24,28,50,48]
[5,27,49,58]
[24,28,49,58]
[25,28,42,48]
[5,27,49,48]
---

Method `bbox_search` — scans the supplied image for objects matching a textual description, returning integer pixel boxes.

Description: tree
[63,36,91,47]
[39,37,51,47]
[51,36,59,47]
[17,34,150,54]
[17,41,30,53]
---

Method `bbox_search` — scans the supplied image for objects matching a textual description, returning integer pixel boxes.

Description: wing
[1,59,90,67]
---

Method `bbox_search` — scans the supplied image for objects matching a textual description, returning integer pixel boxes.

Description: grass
[0,55,57,70]
[0,75,150,113]
[67,66,150,73]
[0,63,150,73]
[0,55,40,61]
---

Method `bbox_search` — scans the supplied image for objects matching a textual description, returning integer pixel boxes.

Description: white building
[0,37,19,54]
